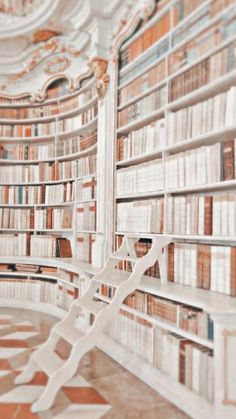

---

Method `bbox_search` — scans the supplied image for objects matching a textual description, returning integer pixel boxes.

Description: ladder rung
[94,269,129,287]
[34,348,64,377]
[111,255,140,262]
[75,299,108,315]
[53,322,85,345]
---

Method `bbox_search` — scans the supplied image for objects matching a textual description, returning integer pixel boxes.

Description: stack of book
[0,182,74,204]
[75,154,97,177]
[166,193,236,236]
[117,199,163,233]
[117,119,165,161]
[0,143,54,160]
[34,207,72,230]
[170,41,236,101]
[56,130,97,157]
[167,87,236,145]
[117,159,163,195]
[164,143,221,189]
[0,233,29,256]
[153,327,214,402]
[118,86,166,127]
[119,60,166,105]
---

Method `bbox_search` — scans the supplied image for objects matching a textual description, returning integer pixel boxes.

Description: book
[56,238,72,258]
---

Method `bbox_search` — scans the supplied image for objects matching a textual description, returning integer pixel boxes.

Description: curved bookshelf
[0,76,98,263]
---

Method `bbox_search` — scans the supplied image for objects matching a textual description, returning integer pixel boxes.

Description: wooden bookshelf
[112,1,236,418]
[0,76,98,263]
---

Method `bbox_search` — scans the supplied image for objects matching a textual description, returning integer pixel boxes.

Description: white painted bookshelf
[109,1,236,418]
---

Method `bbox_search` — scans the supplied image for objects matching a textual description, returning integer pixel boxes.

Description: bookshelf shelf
[77,229,97,234]
[76,199,96,204]
[118,80,167,111]
[115,232,236,243]
[0,97,97,125]
[0,116,98,143]
[96,292,214,348]
[0,178,75,186]
[0,143,97,165]
[117,107,166,135]
[167,69,236,110]
[169,32,236,81]
[0,256,99,275]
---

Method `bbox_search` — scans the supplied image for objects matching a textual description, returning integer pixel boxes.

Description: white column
[92,60,117,267]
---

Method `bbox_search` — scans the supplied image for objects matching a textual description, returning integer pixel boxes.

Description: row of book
[117,119,165,161]
[76,233,96,263]
[170,41,236,102]
[100,285,213,340]
[0,132,97,161]
[169,10,236,75]
[164,143,221,189]
[120,12,170,68]
[107,311,214,402]
[76,153,97,178]
[0,89,96,120]
[166,193,236,237]
[0,182,74,205]
[56,131,97,157]
[34,208,72,230]
[77,203,96,231]
[168,242,236,296]
[0,278,58,305]
[118,86,166,127]
[119,37,169,87]
[0,162,74,184]
[76,177,97,201]
[0,143,55,160]
[0,207,72,230]
[167,87,236,145]
[117,199,163,233]
[153,327,214,402]
[118,60,166,105]
[0,277,81,309]
[116,159,162,196]
[0,233,71,257]
[2,264,58,276]
[0,156,97,185]
[0,106,98,138]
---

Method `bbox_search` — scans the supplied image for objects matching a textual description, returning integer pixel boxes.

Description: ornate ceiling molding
[0,0,61,38]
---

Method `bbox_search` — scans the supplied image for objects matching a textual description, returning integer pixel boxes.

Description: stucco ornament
[90,57,109,100]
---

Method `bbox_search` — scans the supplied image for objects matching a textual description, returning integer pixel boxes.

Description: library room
[0,0,235,418]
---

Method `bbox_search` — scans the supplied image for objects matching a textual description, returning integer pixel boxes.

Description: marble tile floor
[0,307,190,419]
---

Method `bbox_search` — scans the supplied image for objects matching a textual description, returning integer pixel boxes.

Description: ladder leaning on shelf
[15,234,171,413]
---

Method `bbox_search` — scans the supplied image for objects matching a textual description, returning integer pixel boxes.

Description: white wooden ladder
[15,235,171,413]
